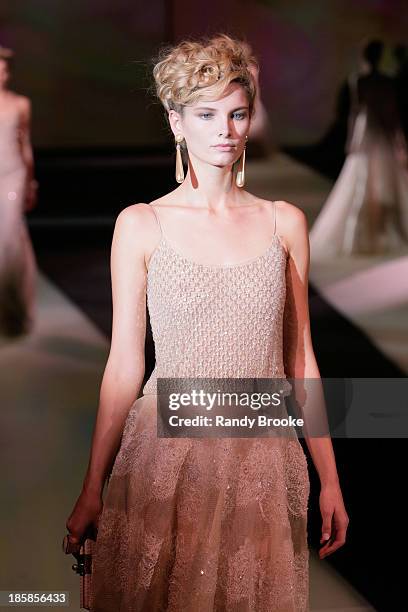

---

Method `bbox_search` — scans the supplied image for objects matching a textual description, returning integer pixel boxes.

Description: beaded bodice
[142,203,289,395]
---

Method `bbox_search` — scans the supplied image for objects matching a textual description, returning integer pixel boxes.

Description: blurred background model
[0,44,37,338]
[310,39,408,259]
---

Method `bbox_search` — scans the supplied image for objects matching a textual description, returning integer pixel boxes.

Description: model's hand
[318,483,349,559]
[65,489,103,553]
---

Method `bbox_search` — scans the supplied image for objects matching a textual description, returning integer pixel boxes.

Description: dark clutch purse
[63,534,96,610]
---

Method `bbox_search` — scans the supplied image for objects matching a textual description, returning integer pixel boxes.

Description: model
[65,34,349,612]
[310,39,408,258]
[0,45,37,338]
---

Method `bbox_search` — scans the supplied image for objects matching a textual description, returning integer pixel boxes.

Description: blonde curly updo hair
[152,33,259,120]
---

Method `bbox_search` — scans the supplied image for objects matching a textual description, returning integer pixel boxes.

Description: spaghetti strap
[273,201,277,236]
[149,204,164,238]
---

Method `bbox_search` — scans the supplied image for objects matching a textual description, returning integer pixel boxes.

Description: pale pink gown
[0,101,36,337]
[90,202,310,611]
[310,72,408,258]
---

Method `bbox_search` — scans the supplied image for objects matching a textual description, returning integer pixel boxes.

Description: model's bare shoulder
[113,204,150,265]
[115,202,148,229]
[15,94,31,113]
[274,200,308,256]
[17,94,30,106]
[114,203,163,269]
[275,199,305,217]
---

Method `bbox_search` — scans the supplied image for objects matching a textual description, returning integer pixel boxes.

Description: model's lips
[213,144,236,150]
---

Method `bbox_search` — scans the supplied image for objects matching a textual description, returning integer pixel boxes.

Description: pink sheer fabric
[90,202,310,611]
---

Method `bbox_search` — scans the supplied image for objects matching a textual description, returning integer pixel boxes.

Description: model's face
[0,59,10,89]
[169,83,251,167]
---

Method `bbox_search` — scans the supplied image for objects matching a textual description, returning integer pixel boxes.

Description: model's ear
[168,110,183,139]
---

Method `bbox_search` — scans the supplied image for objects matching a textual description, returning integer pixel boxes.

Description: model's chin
[211,148,241,163]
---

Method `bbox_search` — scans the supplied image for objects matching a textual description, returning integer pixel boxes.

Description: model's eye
[233,112,247,120]
[199,113,213,119]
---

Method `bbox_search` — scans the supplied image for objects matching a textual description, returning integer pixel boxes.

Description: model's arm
[82,206,149,496]
[281,201,349,559]
[65,205,149,547]
[18,96,34,179]
[17,96,37,209]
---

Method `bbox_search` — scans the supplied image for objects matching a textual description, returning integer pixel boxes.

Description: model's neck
[178,175,243,208]
[175,159,243,209]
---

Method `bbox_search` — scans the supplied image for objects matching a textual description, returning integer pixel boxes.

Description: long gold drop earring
[175,133,185,183]
[236,135,248,188]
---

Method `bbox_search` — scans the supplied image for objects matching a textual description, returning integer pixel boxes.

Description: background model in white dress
[0,47,37,338]
[310,40,408,258]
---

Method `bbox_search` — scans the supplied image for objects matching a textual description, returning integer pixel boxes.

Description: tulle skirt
[0,165,36,337]
[90,392,310,612]
[310,112,408,258]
